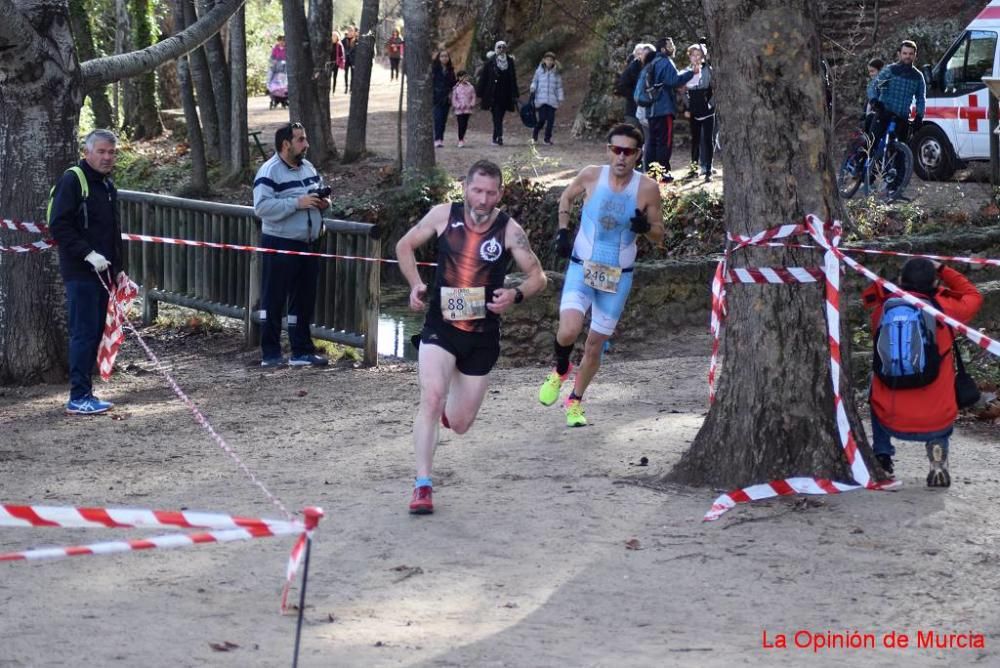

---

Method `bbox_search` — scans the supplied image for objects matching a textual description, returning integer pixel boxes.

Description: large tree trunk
[307,0,334,140]
[667,0,872,487]
[283,0,336,165]
[343,0,380,163]
[225,4,249,183]
[69,0,114,130]
[172,0,208,193]
[0,0,81,384]
[183,0,219,160]
[199,0,231,169]
[402,0,435,176]
[122,0,162,139]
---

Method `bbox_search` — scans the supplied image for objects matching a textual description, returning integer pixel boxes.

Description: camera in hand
[310,185,332,199]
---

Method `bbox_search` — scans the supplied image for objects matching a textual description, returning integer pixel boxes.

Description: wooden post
[141,202,159,324]
[363,232,380,366]
[246,222,261,348]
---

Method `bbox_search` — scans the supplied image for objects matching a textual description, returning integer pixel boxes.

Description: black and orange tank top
[428,203,512,332]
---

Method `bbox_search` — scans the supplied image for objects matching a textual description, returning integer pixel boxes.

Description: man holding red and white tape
[863,258,982,487]
[49,129,125,415]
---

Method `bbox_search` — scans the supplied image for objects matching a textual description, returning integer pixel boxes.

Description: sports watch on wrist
[514,287,524,304]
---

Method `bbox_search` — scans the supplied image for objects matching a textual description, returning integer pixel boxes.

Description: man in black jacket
[49,129,124,415]
[477,40,519,146]
[617,43,654,126]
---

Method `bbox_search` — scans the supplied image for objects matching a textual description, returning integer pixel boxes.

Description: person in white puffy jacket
[530,52,565,144]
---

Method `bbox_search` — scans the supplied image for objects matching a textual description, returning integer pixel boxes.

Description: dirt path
[2,320,999,666]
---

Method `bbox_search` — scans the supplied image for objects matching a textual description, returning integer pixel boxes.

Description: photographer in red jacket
[862,258,982,487]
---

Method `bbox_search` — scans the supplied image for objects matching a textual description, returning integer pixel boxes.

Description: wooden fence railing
[118,190,380,365]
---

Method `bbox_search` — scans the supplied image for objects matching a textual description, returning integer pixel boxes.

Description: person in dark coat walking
[342,26,358,93]
[477,40,519,146]
[432,49,457,147]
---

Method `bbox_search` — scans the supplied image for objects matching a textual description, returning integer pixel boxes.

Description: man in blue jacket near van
[635,37,694,182]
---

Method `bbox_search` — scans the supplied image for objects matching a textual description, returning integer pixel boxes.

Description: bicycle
[837,116,914,201]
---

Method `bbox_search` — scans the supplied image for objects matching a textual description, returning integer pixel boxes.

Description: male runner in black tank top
[396,160,548,514]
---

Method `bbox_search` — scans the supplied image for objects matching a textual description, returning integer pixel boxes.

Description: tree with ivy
[0,0,248,383]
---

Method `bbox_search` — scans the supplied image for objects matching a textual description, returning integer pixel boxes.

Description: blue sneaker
[66,396,113,415]
[289,353,329,367]
[260,357,286,368]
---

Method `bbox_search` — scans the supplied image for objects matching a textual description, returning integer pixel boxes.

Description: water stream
[377,285,423,360]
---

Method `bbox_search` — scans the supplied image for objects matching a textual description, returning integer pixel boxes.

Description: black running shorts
[417,318,501,376]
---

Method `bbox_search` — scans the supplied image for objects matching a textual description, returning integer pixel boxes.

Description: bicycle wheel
[884,140,913,200]
[864,139,913,200]
[837,136,866,199]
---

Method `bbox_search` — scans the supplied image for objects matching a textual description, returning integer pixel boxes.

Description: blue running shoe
[66,396,113,415]
[289,353,329,367]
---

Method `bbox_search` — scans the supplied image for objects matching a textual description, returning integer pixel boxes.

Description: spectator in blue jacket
[869,40,925,144]
[253,123,331,368]
[634,37,694,181]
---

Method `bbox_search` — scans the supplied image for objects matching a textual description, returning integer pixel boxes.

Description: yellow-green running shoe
[565,398,587,427]
[538,365,572,406]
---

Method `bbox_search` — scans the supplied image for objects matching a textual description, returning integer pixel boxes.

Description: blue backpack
[873,297,942,389]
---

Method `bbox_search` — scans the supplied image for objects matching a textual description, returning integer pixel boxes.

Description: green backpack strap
[47,166,89,228]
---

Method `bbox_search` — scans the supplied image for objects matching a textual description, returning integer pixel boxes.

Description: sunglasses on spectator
[607,145,640,156]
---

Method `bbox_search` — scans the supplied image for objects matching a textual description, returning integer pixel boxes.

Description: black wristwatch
[513,287,524,304]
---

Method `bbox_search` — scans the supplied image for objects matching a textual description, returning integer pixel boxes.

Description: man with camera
[253,122,331,368]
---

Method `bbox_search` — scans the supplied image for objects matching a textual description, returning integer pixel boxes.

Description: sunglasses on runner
[607,144,640,157]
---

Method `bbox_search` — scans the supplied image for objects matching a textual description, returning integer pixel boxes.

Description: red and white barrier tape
[704,215,901,521]
[119,232,437,266]
[731,222,808,251]
[765,241,1000,268]
[726,266,825,284]
[0,503,323,614]
[0,504,300,533]
[0,239,54,253]
[1,218,49,234]
[98,272,139,381]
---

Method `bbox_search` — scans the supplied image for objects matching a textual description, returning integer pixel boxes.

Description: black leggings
[389,58,401,80]
[457,114,470,141]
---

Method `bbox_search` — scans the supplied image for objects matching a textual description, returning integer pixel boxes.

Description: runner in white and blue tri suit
[538,123,664,426]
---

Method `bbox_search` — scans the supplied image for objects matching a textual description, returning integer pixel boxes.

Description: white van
[913,1,1000,180]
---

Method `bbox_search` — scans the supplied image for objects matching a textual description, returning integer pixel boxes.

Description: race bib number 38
[583,260,622,293]
[440,286,487,321]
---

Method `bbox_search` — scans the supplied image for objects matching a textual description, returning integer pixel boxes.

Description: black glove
[555,228,572,259]
[629,208,651,235]
[870,99,884,114]
[368,225,382,240]
[912,114,924,127]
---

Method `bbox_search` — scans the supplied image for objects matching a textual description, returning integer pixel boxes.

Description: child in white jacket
[530,52,564,144]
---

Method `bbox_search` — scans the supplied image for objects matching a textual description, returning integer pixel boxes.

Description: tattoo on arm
[513,228,530,250]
